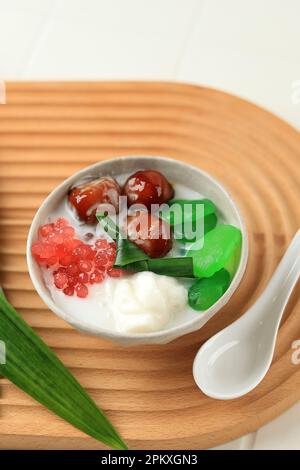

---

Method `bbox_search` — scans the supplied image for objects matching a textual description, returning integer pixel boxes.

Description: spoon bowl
[193,229,300,400]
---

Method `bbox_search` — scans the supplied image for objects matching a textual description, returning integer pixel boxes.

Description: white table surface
[1,0,300,450]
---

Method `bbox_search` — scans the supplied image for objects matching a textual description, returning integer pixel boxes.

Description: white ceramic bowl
[27,156,248,345]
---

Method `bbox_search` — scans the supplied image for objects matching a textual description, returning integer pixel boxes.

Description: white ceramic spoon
[193,229,300,400]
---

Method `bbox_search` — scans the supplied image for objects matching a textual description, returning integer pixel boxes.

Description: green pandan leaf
[0,291,127,450]
[122,257,195,277]
[188,269,230,311]
[188,224,242,279]
[115,238,149,267]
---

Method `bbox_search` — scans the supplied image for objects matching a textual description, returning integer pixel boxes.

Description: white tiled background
[1,0,300,449]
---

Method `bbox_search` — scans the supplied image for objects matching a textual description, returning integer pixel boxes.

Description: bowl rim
[26,155,248,341]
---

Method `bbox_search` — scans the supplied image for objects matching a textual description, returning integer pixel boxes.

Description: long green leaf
[121,257,195,277]
[0,292,127,450]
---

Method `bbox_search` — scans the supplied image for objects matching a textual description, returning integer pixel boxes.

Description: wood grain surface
[0,81,299,450]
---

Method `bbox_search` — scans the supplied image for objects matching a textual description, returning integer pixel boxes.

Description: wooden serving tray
[0,82,299,450]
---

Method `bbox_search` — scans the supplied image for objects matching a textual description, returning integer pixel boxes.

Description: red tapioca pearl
[32,241,45,257]
[53,267,66,277]
[106,247,116,261]
[60,253,76,266]
[64,238,82,252]
[39,242,57,259]
[39,223,55,238]
[55,244,68,259]
[71,247,82,260]
[94,252,108,267]
[57,266,67,273]
[31,242,44,258]
[107,268,123,278]
[53,271,68,289]
[106,258,115,269]
[63,286,74,296]
[58,226,75,237]
[72,244,94,260]
[46,256,58,267]
[95,239,109,250]
[66,263,80,277]
[47,232,64,244]
[75,283,89,298]
[78,259,93,273]
[78,272,89,284]
[85,246,95,260]
[106,243,116,254]
[54,217,69,230]
[67,275,77,287]
[35,256,47,265]
[90,269,105,284]
[34,217,125,298]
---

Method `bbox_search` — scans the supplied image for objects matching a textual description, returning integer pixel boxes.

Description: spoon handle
[259,229,300,318]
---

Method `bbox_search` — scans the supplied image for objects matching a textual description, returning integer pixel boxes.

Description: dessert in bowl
[27,156,248,345]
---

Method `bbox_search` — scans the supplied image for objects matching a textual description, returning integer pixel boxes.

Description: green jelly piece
[188,269,230,311]
[160,198,216,226]
[188,224,242,279]
[173,213,217,243]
